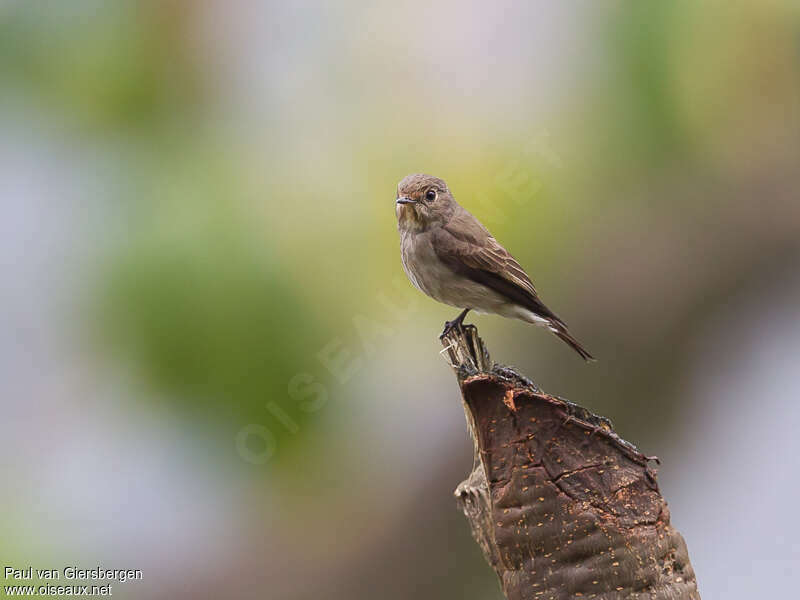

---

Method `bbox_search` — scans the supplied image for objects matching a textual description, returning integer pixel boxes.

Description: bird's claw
[439,319,462,339]
[439,308,471,339]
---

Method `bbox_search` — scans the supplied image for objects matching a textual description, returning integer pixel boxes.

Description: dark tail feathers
[551,324,595,361]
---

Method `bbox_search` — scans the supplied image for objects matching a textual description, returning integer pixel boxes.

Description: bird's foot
[439,319,461,339]
[439,308,470,339]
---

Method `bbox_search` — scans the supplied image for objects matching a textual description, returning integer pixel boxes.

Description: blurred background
[1,1,798,598]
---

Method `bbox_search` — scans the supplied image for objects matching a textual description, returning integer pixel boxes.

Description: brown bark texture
[440,325,700,600]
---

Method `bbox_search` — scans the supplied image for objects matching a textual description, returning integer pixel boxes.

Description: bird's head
[395,174,456,232]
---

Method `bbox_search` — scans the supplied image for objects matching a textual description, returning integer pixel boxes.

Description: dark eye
[425,189,437,202]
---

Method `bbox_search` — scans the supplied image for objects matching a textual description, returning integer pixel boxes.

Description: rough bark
[440,325,700,600]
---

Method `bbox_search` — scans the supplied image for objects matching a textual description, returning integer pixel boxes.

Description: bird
[395,173,594,361]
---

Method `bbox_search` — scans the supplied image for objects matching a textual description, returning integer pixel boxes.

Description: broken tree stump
[440,324,700,600]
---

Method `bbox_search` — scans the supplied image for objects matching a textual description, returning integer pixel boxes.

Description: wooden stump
[441,325,700,600]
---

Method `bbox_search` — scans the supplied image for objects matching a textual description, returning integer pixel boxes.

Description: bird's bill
[396,196,417,205]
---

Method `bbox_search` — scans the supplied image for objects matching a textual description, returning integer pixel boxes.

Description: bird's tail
[550,322,595,361]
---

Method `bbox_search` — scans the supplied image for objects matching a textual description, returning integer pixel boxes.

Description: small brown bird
[395,173,593,360]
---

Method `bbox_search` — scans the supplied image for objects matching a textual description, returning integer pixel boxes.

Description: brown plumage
[395,173,594,361]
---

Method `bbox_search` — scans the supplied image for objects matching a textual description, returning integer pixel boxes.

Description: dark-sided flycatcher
[395,173,594,360]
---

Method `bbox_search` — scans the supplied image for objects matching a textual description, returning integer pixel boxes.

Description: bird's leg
[440,308,471,339]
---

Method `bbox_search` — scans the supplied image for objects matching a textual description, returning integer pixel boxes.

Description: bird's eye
[425,189,437,202]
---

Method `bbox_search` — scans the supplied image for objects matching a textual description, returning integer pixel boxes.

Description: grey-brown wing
[432,222,564,325]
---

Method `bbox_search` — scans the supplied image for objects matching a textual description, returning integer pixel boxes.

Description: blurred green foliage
[98,192,312,420]
[0,1,200,131]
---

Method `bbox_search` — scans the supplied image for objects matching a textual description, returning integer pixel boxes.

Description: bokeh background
[1,1,799,598]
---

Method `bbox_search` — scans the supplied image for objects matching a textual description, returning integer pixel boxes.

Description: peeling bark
[441,325,700,600]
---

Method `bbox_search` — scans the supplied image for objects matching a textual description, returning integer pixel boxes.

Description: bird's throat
[396,204,424,231]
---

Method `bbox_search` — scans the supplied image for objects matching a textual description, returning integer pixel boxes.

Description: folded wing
[432,210,564,327]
